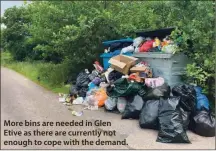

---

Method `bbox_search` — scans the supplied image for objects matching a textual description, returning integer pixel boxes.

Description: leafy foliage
[1,1,215,102]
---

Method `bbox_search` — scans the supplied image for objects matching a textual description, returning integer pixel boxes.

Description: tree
[1,6,30,60]
[1,1,215,102]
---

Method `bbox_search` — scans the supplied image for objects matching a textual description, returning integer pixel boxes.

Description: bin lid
[100,53,113,57]
[102,38,133,46]
[135,27,175,39]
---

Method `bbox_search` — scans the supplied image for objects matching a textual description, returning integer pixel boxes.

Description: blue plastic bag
[194,86,210,111]
[88,82,98,91]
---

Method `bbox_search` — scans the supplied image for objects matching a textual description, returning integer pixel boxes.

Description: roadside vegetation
[1,1,215,105]
[1,52,70,93]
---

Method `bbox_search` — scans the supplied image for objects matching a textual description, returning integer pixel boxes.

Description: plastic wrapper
[105,97,118,111]
[117,97,127,113]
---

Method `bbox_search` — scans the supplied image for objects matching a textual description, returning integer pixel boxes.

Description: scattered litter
[63,102,72,106]
[59,97,65,102]
[73,97,84,105]
[83,106,98,110]
[72,111,83,116]
[58,94,69,103]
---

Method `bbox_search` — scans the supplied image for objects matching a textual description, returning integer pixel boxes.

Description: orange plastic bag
[94,89,108,107]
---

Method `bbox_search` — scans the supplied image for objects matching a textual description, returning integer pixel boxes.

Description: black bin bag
[142,83,171,101]
[77,87,88,98]
[139,100,159,130]
[76,71,90,87]
[122,95,144,119]
[157,97,190,143]
[69,85,78,96]
[180,107,190,131]
[189,108,215,137]
[172,84,196,112]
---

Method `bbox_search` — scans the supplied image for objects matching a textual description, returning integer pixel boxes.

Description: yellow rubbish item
[153,38,161,47]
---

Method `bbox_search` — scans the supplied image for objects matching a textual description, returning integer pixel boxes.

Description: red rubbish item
[128,73,142,83]
[94,61,104,72]
[139,40,154,52]
[95,61,100,65]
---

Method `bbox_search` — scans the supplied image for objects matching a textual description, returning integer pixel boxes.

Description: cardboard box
[108,55,138,75]
[130,66,148,72]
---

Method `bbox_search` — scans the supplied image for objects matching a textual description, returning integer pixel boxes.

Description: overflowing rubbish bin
[133,27,191,88]
[133,52,191,88]
[62,27,215,145]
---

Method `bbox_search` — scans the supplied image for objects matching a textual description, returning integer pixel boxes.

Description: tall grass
[1,51,70,94]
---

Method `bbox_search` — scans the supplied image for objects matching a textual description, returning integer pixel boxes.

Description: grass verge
[1,51,70,94]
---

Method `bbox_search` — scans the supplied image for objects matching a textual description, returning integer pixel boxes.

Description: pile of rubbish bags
[102,36,179,55]
[64,35,214,144]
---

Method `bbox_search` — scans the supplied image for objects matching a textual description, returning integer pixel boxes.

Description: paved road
[1,67,215,149]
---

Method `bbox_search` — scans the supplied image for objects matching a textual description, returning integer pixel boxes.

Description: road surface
[1,67,215,149]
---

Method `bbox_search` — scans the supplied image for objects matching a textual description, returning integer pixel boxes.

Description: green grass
[1,51,70,94]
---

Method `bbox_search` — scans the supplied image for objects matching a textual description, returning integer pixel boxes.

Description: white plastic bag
[85,95,98,106]
[117,97,127,113]
[121,45,135,54]
[133,37,144,47]
[134,46,140,53]
[105,97,117,111]
[73,97,84,105]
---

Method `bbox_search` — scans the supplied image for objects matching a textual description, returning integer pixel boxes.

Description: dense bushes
[1,1,215,103]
